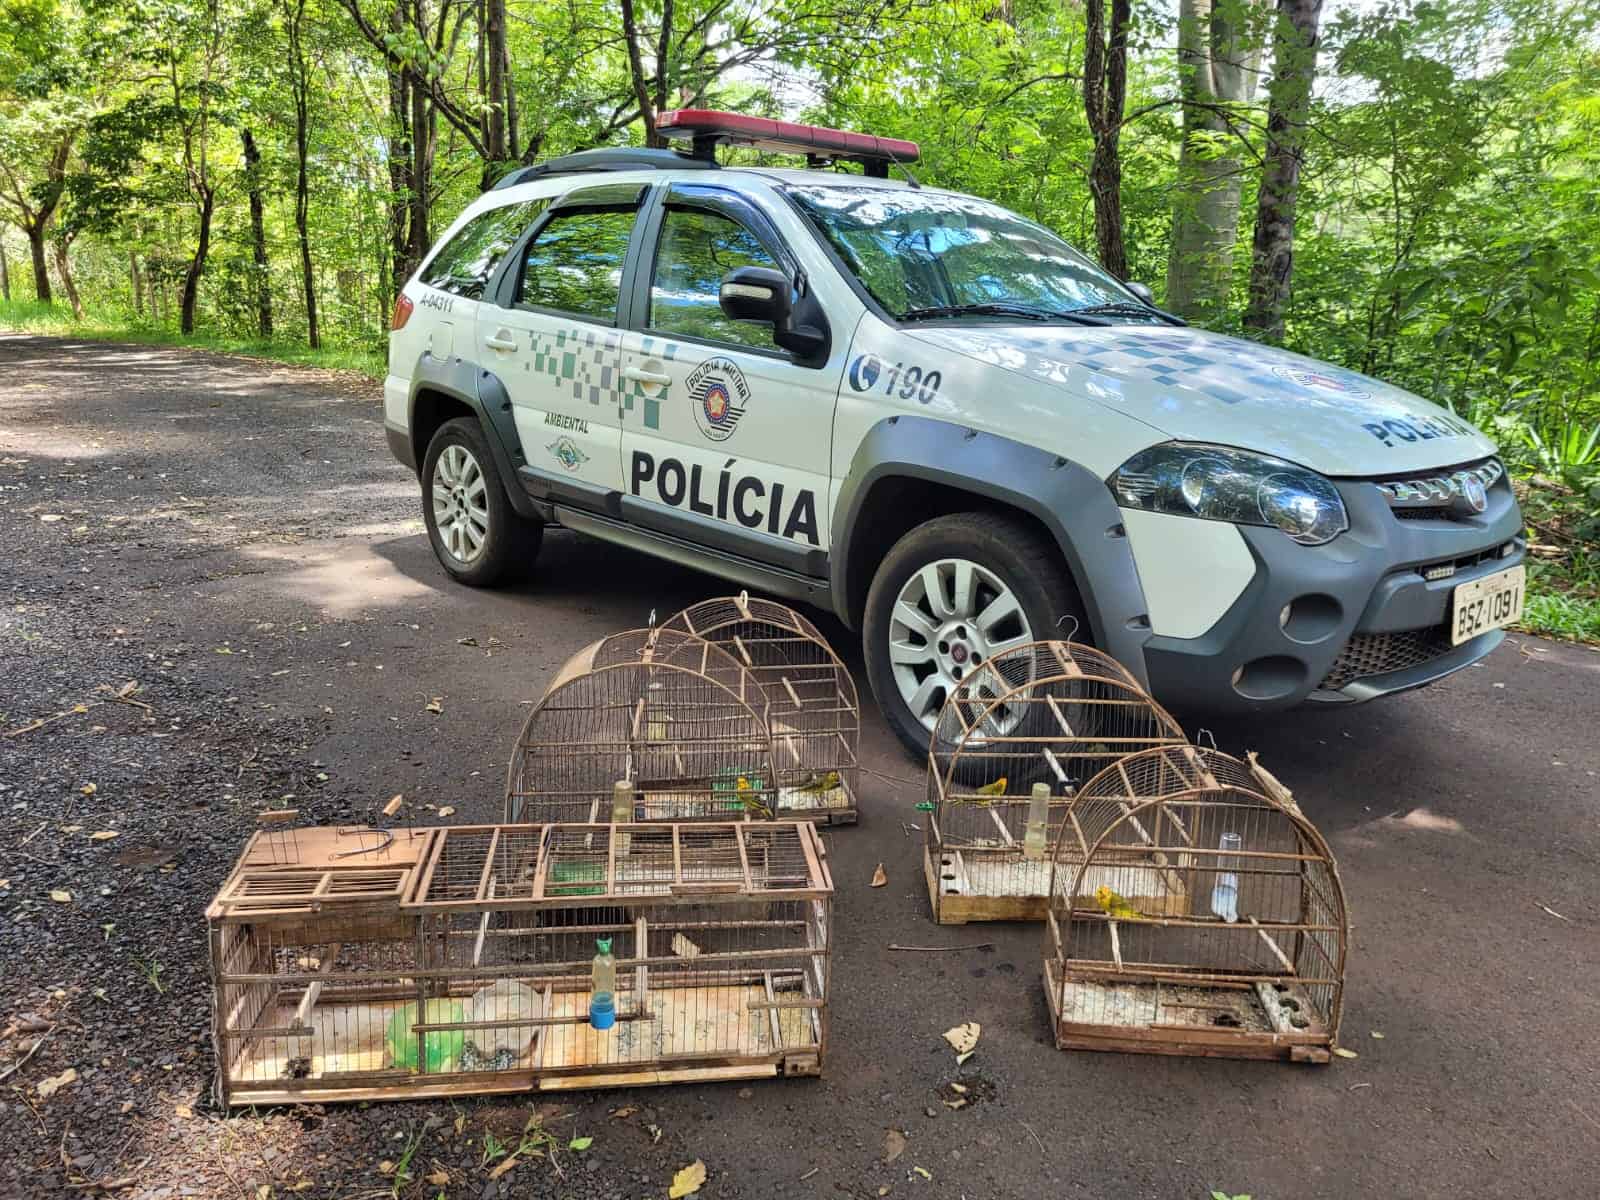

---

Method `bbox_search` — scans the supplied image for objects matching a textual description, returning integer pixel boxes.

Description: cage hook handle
[1055,614,1080,642]
[647,607,657,628]
[1195,727,1219,751]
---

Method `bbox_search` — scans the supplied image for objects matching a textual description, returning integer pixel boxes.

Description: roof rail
[492,147,715,191]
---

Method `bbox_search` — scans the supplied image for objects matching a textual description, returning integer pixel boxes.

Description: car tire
[863,511,1086,760]
[421,416,542,587]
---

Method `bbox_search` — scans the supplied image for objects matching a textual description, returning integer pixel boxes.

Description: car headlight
[1110,443,1348,546]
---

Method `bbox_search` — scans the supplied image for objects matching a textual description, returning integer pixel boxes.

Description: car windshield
[787,183,1139,321]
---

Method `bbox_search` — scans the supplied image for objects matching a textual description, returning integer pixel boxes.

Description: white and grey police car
[384,109,1525,755]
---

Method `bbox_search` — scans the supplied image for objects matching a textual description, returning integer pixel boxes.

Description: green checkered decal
[523,329,681,430]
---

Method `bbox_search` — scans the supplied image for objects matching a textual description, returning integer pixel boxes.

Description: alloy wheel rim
[431,443,490,565]
[888,557,1034,733]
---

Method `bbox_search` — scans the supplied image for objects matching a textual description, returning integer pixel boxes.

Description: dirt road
[2,334,1597,1199]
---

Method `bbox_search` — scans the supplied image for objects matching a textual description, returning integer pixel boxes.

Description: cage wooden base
[1042,956,1333,1063]
[924,846,1189,925]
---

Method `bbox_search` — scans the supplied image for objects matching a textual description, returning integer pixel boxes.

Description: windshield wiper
[899,302,1109,326]
[1069,301,1185,325]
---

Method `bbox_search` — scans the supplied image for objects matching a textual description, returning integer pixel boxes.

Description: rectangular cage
[209,821,833,1106]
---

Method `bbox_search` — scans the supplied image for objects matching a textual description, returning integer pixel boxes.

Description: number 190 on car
[1450,564,1525,646]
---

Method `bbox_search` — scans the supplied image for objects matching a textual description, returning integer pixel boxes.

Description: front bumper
[1141,470,1524,713]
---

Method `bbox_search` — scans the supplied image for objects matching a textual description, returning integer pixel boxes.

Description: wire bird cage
[922,641,1186,924]
[506,627,781,824]
[1042,746,1347,1063]
[209,820,833,1106]
[660,595,860,825]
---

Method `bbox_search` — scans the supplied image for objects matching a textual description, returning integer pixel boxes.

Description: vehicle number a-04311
[1450,564,1525,646]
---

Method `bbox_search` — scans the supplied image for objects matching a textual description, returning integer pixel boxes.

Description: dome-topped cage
[660,595,859,825]
[923,640,1186,924]
[506,627,780,824]
[1043,745,1347,1062]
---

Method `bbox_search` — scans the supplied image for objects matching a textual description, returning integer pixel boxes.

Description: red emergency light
[656,109,919,176]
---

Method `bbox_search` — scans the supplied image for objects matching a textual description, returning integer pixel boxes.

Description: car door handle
[623,366,672,386]
[484,331,519,352]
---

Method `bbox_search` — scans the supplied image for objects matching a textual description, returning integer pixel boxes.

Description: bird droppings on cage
[505,626,784,825]
[922,640,1187,924]
[660,594,861,825]
[208,819,833,1106]
[1042,745,1348,1063]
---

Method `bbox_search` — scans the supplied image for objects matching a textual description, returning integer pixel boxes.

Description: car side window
[421,199,547,299]
[516,207,637,323]
[649,206,781,350]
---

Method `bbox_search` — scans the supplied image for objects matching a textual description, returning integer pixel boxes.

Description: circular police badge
[1270,363,1371,400]
[849,354,882,391]
[688,357,751,442]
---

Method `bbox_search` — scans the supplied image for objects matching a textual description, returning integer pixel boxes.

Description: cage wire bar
[209,820,833,1106]
[1043,746,1347,1062]
[660,595,860,824]
[506,627,781,824]
[923,640,1187,924]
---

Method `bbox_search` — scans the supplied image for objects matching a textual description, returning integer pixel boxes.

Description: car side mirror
[1124,280,1156,306]
[719,266,831,367]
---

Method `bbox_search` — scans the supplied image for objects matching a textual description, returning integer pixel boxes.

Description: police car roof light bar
[655,110,920,177]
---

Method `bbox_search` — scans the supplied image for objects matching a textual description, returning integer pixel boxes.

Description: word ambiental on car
[630,451,820,545]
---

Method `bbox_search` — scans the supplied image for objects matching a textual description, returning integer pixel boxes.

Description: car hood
[903,322,1497,476]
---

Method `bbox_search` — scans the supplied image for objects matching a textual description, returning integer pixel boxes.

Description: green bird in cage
[712,768,771,816]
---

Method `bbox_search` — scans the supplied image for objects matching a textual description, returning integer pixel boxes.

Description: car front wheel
[421,416,542,587]
[862,511,1083,758]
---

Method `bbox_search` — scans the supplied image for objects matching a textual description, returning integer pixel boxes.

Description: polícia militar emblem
[688,357,750,442]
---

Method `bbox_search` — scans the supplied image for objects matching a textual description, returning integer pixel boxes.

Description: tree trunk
[620,0,661,147]
[0,237,10,301]
[1083,0,1132,278]
[130,251,142,315]
[485,0,507,163]
[1243,0,1325,341]
[386,2,414,306]
[1166,0,1265,323]
[51,238,83,318]
[285,0,320,348]
[27,224,52,303]
[410,69,432,271]
[180,187,215,334]
[241,128,274,338]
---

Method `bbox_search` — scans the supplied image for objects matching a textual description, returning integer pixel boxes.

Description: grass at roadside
[0,298,384,378]
[1518,589,1600,643]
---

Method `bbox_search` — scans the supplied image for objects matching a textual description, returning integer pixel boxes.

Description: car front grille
[1369,457,1503,519]
[1319,626,1457,690]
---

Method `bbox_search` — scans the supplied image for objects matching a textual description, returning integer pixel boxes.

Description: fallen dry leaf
[870,863,887,888]
[426,1170,450,1186]
[672,932,701,959]
[669,1159,707,1198]
[882,1129,907,1164]
[487,1156,519,1180]
[49,890,72,904]
[437,806,456,818]
[174,1104,193,1118]
[37,1068,77,1098]
[376,1160,395,1176]
[956,1050,975,1066]
[425,697,443,714]
[80,783,97,796]
[1370,1031,1385,1040]
[120,1101,135,1114]
[0,880,10,890]
[949,1082,968,1095]
[1333,1047,1359,1059]
[90,831,119,841]
[610,1105,639,1119]
[943,1022,980,1055]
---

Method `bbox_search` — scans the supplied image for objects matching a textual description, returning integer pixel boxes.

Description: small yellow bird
[795,770,841,793]
[975,776,1008,795]
[736,776,772,816]
[1094,885,1142,920]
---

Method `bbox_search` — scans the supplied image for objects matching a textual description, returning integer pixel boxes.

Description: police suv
[385,110,1525,755]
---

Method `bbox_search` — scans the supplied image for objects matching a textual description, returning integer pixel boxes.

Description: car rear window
[421,199,548,299]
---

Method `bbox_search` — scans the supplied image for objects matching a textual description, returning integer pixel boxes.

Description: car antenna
[879,143,922,189]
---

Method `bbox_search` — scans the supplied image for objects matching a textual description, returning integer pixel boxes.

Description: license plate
[1450,564,1525,646]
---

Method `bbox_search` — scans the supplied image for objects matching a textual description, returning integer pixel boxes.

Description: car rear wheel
[421,417,542,587]
[863,511,1084,758]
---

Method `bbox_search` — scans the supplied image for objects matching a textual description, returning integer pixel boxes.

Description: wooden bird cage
[209,820,834,1106]
[660,595,860,825]
[923,641,1186,924]
[1043,746,1347,1063]
[506,627,781,824]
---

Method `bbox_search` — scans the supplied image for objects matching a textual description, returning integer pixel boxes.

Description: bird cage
[209,819,833,1106]
[660,595,859,825]
[923,640,1186,924]
[1043,746,1347,1063]
[506,627,781,824]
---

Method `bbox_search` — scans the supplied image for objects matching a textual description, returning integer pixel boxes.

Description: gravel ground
[2,334,1598,1200]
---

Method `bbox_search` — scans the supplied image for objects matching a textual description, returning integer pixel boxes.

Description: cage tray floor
[927,848,1180,924]
[1043,957,1331,1061]
[232,984,817,1086]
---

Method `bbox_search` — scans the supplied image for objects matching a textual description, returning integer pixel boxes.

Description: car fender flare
[829,414,1153,685]
[407,352,542,521]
